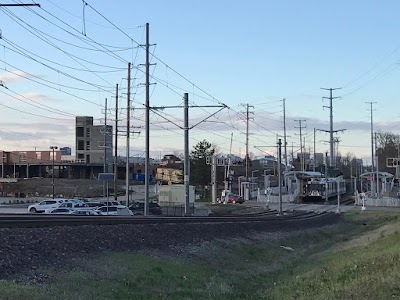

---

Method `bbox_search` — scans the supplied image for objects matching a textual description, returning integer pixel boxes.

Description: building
[314,153,324,166]
[156,154,183,183]
[75,116,113,170]
[0,150,61,178]
[160,154,183,166]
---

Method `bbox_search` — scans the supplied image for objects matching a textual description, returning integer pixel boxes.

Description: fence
[257,193,296,204]
[355,192,400,207]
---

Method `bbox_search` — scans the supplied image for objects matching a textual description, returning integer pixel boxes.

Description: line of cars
[27,199,162,216]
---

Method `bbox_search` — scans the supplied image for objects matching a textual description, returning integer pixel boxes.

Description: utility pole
[151,98,226,213]
[144,22,150,216]
[126,62,131,207]
[225,133,234,193]
[321,88,342,168]
[243,103,254,182]
[375,132,379,198]
[278,139,283,215]
[211,155,217,204]
[303,137,306,171]
[367,101,377,195]
[114,84,119,201]
[184,93,190,216]
[313,128,316,172]
[294,119,306,171]
[282,98,288,171]
[103,98,108,197]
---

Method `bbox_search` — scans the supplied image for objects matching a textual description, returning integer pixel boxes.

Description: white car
[28,199,64,213]
[96,205,133,216]
[47,208,76,215]
[71,210,100,216]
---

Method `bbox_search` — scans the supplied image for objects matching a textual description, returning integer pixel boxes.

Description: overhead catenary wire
[0,7,119,89]
[3,1,284,157]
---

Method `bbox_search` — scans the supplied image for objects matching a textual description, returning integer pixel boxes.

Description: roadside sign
[98,173,114,181]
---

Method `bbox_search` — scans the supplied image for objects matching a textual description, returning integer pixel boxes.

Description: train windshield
[308,184,323,191]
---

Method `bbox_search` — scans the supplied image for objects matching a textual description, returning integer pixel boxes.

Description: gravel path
[0,213,339,280]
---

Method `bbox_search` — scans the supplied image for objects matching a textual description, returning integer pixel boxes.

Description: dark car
[129,202,162,215]
[227,194,245,204]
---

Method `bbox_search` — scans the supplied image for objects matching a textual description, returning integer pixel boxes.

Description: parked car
[101,201,120,207]
[129,202,162,215]
[85,202,103,208]
[47,208,76,215]
[71,210,100,216]
[96,205,133,216]
[45,201,91,213]
[227,194,245,204]
[28,199,64,213]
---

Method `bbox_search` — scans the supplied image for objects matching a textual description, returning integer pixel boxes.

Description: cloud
[0,70,30,85]
[16,92,58,103]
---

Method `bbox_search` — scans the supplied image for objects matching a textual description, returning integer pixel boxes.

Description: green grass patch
[0,210,400,299]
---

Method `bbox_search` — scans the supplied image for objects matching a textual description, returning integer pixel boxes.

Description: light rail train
[305,177,346,201]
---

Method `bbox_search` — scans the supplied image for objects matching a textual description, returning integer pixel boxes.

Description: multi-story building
[75,116,113,169]
[314,153,325,166]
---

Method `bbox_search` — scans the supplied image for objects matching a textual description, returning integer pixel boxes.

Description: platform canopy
[359,172,394,180]
[285,171,324,179]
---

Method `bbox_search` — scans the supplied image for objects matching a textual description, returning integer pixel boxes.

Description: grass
[1,210,400,299]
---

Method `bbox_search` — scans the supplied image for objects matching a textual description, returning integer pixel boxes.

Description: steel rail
[0,211,335,228]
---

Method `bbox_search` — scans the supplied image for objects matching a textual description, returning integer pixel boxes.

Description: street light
[49,146,58,199]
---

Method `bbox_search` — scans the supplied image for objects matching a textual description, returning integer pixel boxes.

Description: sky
[0,0,400,165]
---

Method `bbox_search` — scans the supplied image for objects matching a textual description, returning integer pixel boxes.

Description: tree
[190,140,215,197]
[376,131,399,174]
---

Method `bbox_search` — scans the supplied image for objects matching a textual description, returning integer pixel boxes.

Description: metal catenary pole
[184,93,190,216]
[278,139,283,215]
[144,22,150,216]
[125,63,131,207]
[212,155,217,204]
[114,84,118,201]
[336,178,341,214]
[103,98,107,197]
[367,102,377,195]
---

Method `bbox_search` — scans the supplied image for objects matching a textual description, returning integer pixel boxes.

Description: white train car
[305,177,346,201]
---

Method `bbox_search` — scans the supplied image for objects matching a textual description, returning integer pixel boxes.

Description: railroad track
[0,210,333,228]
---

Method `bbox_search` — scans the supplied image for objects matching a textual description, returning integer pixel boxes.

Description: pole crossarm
[149,104,226,130]
[190,106,226,129]
[317,129,346,134]
[150,109,183,129]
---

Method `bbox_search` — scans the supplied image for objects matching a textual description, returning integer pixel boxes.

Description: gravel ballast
[0,214,339,279]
